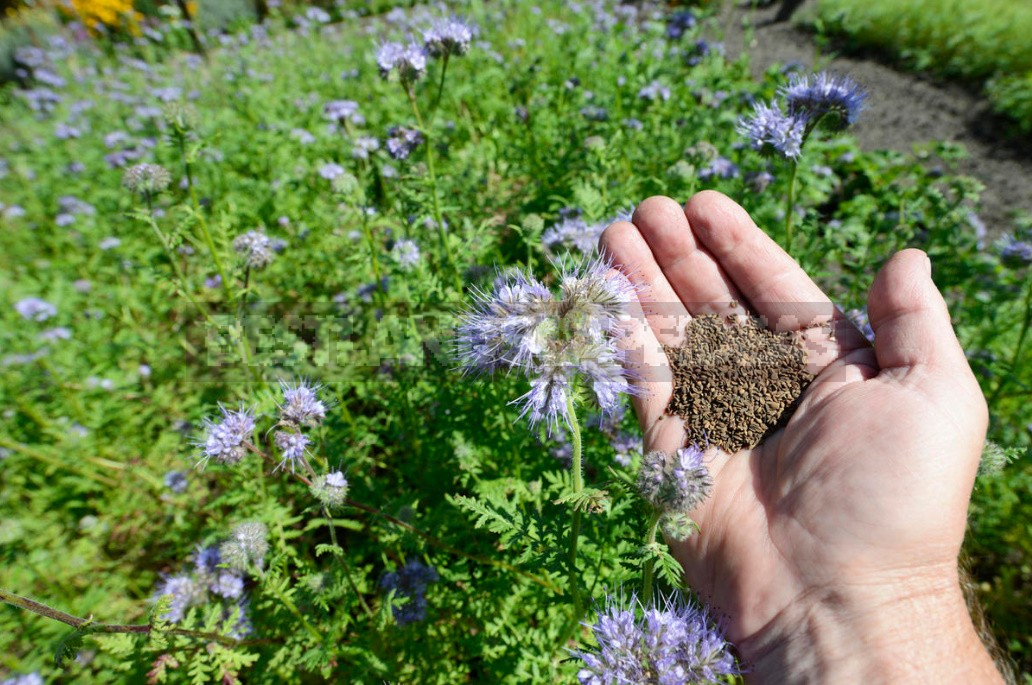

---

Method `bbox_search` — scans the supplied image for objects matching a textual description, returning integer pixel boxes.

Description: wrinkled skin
[602,192,995,679]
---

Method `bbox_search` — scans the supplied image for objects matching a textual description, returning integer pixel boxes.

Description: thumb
[867,249,967,373]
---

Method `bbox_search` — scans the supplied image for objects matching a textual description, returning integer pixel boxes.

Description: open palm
[601,192,989,660]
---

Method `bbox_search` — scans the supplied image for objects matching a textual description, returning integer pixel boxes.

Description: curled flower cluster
[122,163,172,195]
[1000,233,1032,265]
[738,102,805,160]
[14,297,57,322]
[385,126,423,160]
[391,238,421,269]
[322,99,363,125]
[233,229,276,269]
[151,542,251,637]
[422,17,474,58]
[273,431,310,471]
[278,379,327,428]
[456,256,637,428]
[310,471,349,509]
[220,521,269,572]
[198,404,256,467]
[376,41,428,81]
[273,380,326,472]
[739,71,865,160]
[164,470,188,493]
[162,101,197,133]
[380,559,438,625]
[782,72,866,130]
[541,207,633,257]
[573,592,739,685]
[378,15,473,81]
[637,445,713,515]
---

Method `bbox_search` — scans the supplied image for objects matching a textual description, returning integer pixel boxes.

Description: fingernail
[924,253,932,275]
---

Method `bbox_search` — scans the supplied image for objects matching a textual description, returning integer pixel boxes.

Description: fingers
[631,196,749,321]
[684,191,841,335]
[866,249,968,372]
[600,220,691,346]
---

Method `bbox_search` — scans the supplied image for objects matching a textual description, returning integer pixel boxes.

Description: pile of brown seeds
[664,314,814,453]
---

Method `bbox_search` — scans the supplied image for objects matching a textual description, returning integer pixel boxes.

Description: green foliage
[193,0,257,33]
[0,6,61,82]
[0,0,1029,682]
[814,0,1032,132]
[988,71,1032,134]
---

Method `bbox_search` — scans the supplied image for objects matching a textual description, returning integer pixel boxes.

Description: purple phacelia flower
[380,559,438,625]
[638,80,671,102]
[210,571,245,599]
[846,306,875,343]
[610,431,642,467]
[123,163,172,195]
[781,71,865,129]
[391,239,421,269]
[164,470,188,493]
[699,156,740,180]
[55,123,82,140]
[665,10,697,39]
[154,573,204,623]
[376,42,405,77]
[637,445,712,514]
[273,430,310,472]
[1,673,43,685]
[233,230,275,269]
[197,405,256,467]
[739,102,806,160]
[542,217,605,255]
[323,99,361,123]
[422,17,474,57]
[352,136,380,159]
[318,162,346,180]
[377,41,427,81]
[1000,234,1032,265]
[38,326,71,342]
[15,297,57,322]
[220,521,269,571]
[291,128,316,145]
[194,545,221,575]
[278,380,327,427]
[386,126,424,160]
[573,591,739,685]
[745,170,775,193]
[311,470,349,508]
[456,257,638,429]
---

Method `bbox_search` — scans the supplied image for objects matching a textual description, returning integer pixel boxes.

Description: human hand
[601,192,1002,683]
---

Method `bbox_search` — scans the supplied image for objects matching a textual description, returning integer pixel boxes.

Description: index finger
[682,190,870,369]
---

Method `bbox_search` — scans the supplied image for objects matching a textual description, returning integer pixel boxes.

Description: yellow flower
[66,0,141,34]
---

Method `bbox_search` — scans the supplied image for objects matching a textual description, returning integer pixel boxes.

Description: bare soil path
[715,0,1032,236]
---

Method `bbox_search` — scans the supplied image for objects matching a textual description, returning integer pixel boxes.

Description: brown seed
[664,314,814,452]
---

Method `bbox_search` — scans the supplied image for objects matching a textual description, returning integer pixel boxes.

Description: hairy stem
[323,506,374,618]
[403,80,462,292]
[254,569,323,643]
[566,396,584,621]
[784,160,799,254]
[642,509,662,605]
[0,588,261,647]
[431,53,450,116]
